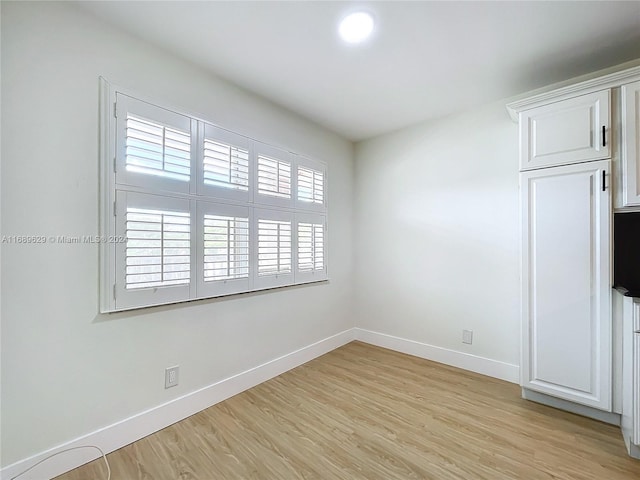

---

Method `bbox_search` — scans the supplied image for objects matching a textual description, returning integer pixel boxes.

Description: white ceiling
[77,1,640,141]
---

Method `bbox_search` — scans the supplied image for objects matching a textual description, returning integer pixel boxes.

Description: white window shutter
[293,155,326,212]
[196,202,251,297]
[125,207,191,289]
[199,124,252,202]
[254,142,294,208]
[102,85,329,312]
[295,213,327,283]
[253,208,294,289]
[115,191,192,310]
[115,94,195,194]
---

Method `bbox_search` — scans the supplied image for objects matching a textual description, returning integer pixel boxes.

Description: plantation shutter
[125,208,191,289]
[114,191,193,310]
[200,124,252,202]
[125,116,190,182]
[196,202,251,297]
[293,156,326,212]
[295,213,327,283]
[116,94,195,194]
[254,143,293,208]
[297,166,324,205]
[204,215,249,281]
[254,209,294,289]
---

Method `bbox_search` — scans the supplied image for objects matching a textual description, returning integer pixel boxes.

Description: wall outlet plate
[462,330,473,345]
[165,366,179,389]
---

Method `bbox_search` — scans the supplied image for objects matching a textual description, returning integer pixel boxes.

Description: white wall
[0,1,354,467]
[354,101,520,368]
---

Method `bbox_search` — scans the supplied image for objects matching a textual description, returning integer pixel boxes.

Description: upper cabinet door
[621,81,640,207]
[519,90,610,171]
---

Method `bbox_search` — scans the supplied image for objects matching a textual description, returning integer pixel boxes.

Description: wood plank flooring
[56,342,640,480]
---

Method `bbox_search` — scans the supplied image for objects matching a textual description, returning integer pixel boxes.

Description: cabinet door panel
[521,160,611,410]
[520,90,610,170]
[622,81,640,207]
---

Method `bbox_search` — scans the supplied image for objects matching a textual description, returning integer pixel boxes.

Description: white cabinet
[620,297,640,457]
[620,81,640,207]
[521,159,611,410]
[519,90,610,171]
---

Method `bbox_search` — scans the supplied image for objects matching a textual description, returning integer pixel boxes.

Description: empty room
[3,1,640,479]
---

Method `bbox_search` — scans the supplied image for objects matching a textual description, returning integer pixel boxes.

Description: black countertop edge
[613,285,640,297]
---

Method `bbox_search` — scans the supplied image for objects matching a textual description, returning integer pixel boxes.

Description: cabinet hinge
[113,284,117,300]
[113,157,117,173]
[114,102,117,118]
[113,200,117,217]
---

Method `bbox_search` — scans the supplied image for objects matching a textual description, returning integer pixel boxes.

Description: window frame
[100,79,328,313]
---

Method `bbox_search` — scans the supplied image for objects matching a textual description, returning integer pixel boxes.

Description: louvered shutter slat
[203,214,249,281]
[298,222,324,272]
[258,156,291,198]
[125,115,191,182]
[258,219,292,275]
[125,207,191,289]
[297,166,324,204]
[203,139,249,191]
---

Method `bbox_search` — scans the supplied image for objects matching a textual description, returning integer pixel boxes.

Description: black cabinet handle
[602,126,606,147]
[602,170,606,191]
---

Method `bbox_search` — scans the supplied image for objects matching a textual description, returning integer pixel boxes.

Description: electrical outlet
[165,366,179,389]
[462,330,473,345]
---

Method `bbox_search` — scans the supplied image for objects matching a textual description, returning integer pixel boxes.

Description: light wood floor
[56,342,640,480]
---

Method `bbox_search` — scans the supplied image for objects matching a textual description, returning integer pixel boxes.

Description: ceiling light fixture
[338,12,374,44]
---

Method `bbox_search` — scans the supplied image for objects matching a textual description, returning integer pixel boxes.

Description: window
[298,222,324,272]
[295,213,327,283]
[258,219,292,276]
[101,81,328,312]
[203,214,249,281]
[297,166,324,204]
[125,115,191,182]
[203,141,249,191]
[258,155,291,199]
[125,207,191,289]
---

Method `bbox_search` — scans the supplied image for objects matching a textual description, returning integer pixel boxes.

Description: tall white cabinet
[521,159,611,410]
[509,64,640,459]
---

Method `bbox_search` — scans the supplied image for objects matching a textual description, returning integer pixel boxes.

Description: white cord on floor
[10,445,111,480]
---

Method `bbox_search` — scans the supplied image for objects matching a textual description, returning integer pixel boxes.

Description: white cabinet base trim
[522,388,620,426]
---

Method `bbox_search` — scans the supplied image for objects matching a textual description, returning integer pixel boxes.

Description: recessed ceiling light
[339,12,374,44]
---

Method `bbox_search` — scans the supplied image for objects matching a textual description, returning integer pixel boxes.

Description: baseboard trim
[623,434,640,459]
[354,328,519,384]
[522,388,621,426]
[1,328,355,480]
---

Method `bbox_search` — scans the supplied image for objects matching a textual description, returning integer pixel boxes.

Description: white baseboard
[1,329,355,480]
[354,328,520,384]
